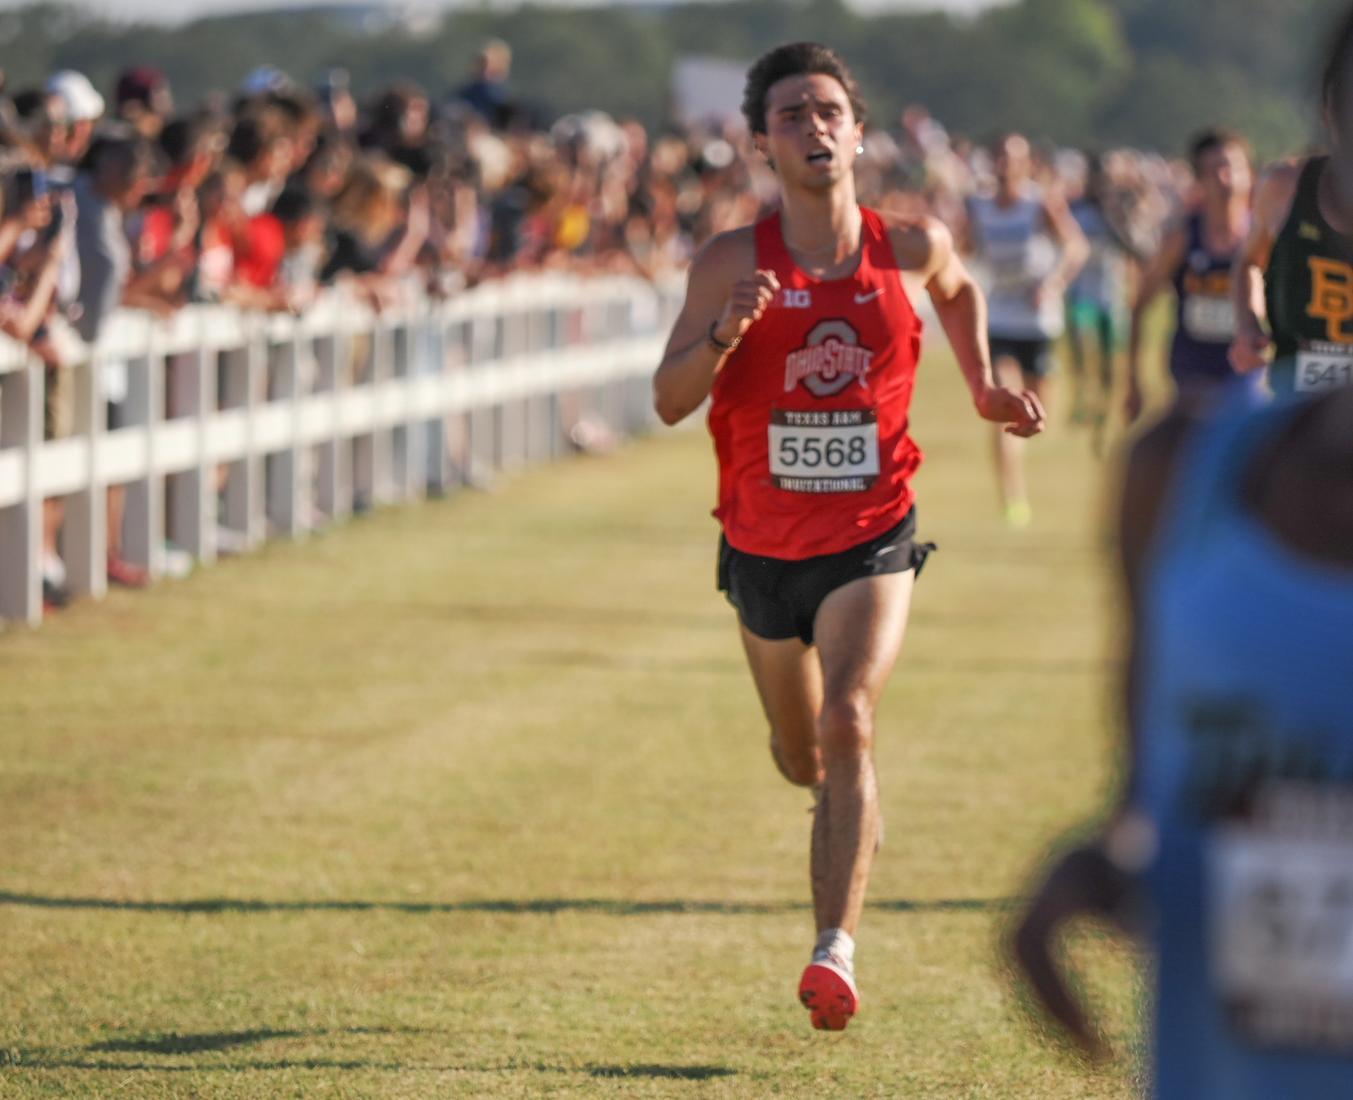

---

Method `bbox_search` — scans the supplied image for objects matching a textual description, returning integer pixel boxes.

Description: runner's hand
[713,269,780,346]
[1229,314,1272,375]
[1012,844,1122,1064]
[976,384,1046,437]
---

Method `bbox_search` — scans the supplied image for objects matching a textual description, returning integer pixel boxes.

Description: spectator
[45,70,103,165]
[74,127,167,590]
[115,67,173,141]
[320,157,427,307]
[315,69,358,137]
[456,40,513,127]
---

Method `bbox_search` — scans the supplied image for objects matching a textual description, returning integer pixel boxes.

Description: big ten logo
[782,288,812,309]
[1307,257,1353,343]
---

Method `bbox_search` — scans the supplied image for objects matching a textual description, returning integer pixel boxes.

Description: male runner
[963,134,1086,526]
[1012,386,1353,1096]
[1067,153,1134,445]
[1126,129,1257,421]
[652,42,1045,1031]
[1231,5,1353,397]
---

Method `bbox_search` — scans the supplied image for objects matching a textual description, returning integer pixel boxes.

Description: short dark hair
[1188,127,1249,174]
[1323,3,1353,125]
[741,42,865,136]
[82,126,154,178]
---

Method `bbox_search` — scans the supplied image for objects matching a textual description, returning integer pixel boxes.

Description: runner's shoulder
[877,210,952,275]
[1254,157,1307,230]
[688,224,758,286]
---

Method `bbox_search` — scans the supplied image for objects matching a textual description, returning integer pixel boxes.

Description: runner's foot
[799,931,859,1031]
[1004,499,1033,529]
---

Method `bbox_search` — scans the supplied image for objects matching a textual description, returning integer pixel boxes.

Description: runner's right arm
[1230,161,1300,375]
[896,216,1046,437]
[653,231,778,425]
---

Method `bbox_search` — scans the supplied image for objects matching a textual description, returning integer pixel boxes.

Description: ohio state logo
[783,319,874,396]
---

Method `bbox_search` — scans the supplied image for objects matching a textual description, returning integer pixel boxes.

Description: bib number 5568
[777,434,869,470]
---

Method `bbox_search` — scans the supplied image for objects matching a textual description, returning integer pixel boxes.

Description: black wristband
[708,321,741,354]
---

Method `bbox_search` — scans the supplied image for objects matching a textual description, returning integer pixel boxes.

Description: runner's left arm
[898,217,1046,437]
[1229,160,1300,374]
[1038,190,1090,304]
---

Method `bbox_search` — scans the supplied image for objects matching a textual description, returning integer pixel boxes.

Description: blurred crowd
[0,44,1198,376]
[0,41,1205,609]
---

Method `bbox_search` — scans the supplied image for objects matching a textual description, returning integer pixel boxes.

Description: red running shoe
[798,951,859,1031]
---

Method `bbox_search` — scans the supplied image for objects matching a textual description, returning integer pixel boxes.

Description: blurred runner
[1127,130,1258,422]
[963,133,1087,526]
[653,42,1044,1032]
[1012,387,1353,1096]
[1066,153,1134,448]
[1232,6,1353,398]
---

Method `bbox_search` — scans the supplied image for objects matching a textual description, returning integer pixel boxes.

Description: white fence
[0,273,682,626]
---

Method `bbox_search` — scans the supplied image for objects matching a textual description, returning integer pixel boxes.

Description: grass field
[0,337,1152,1097]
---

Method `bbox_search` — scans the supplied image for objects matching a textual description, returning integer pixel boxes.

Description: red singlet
[708,206,924,559]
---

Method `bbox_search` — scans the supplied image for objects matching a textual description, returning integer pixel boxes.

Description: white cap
[46,70,105,122]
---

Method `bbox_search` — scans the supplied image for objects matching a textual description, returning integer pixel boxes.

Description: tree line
[0,0,1342,158]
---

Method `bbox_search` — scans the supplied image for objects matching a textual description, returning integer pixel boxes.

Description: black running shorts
[717,508,934,646]
[989,335,1056,380]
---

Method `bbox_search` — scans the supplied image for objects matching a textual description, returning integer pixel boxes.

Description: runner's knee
[817,695,874,762]
[771,732,823,787]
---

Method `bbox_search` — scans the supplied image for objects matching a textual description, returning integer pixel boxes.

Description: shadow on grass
[588,1063,735,1080]
[87,1027,420,1056]
[7,1027,471,1074]
[90,1030,305,1055]
[19,1059,449,1073]
[16,1038,736,1080]
[0,892,1013,917]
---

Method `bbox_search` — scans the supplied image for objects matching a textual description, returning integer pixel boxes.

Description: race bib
[1296,343,1353,394]
[1208,783,1353,1052]
[1182,295,1237,343]
[768,409,879,493]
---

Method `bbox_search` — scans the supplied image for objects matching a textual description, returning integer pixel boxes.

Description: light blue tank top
[1134,396,1353,1098]
[967,186,1063,340]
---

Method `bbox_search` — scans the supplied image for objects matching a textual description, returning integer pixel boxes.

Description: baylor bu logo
[1307,256,1353,342]
[783,320,874,396]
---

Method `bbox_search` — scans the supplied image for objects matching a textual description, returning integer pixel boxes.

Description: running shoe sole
[798,960,859,1031]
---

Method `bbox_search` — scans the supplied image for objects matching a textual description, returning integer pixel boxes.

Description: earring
[856,144,865,155]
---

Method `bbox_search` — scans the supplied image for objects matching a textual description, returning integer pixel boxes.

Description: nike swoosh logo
[854,290,883,305]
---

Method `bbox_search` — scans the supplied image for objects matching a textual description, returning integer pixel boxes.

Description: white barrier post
[63,354,107,600]
[467,308,499,475]
[220,336,265,548]
[121,350,164,577]
[315,330,351,523]
[372,321,396,505]
[0,364,42,623]
[267,332,304,539]
[167,346,216,564]
[524,306,551,463]
[422,313,449,492]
